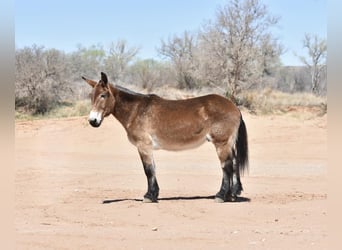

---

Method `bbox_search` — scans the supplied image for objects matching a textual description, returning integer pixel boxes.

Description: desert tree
[104,39,140,84]
[66,44,106,99]
[69,44,106,80]
[297,33,327,95]
[129,59,174,92]
[15,45,71,114]
[276,66,311,93]
[198,0,282,99]
[159,31,199,89]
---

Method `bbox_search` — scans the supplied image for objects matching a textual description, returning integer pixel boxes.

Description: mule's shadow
[102,195,250,204]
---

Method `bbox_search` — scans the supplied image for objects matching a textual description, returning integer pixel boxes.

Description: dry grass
[237,89,327,116]
[48,100,91,118]
[15,100,91,121]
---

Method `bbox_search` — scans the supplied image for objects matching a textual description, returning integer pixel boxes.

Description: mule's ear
[101,72,108,85]
[82,76,97,88]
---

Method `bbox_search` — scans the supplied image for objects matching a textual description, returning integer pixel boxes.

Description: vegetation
[296,34,327,95]
[15,0,326,118]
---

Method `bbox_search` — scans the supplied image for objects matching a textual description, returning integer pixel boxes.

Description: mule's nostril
[89,119,100,128]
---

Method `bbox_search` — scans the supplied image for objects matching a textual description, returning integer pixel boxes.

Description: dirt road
[15,112,327,249]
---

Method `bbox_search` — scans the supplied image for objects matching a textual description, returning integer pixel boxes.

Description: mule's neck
[109,84,146,130]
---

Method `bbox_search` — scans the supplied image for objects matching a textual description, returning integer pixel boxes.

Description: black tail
[235,117,249,175]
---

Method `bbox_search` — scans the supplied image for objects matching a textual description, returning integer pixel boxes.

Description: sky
[15,0,327,66]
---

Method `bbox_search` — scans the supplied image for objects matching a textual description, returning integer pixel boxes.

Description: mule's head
[82,72,115,128]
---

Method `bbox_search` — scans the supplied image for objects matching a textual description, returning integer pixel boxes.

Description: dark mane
[114,85,150,98]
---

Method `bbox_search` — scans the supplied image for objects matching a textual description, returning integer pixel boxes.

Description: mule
[82,72,248,202]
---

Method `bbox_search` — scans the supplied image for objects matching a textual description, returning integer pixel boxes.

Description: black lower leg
[216,159,233,202]
[231,171,243,197]
[230,155,243,197]
[143,163,159,202]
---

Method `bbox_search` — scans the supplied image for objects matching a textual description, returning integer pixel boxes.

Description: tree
[159,31,199,89]
[198,0,282,99]
[298,33,327,95]
[130,59,172,92]
[104,39,140,83]
[69,44,106,80]
[15,45,71,114]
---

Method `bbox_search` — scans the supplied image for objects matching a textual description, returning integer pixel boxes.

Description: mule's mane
[113,84,149,98]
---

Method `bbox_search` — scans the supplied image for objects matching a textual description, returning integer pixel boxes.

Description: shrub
[15,46,71,114]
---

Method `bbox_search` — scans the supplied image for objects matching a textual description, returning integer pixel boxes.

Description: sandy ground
[15,112,327,249]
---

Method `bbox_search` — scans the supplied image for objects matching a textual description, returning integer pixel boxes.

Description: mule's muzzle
[88,110,102,128]
[88,118,101,128]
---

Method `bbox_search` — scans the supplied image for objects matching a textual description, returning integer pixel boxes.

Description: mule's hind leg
[215,158,234,202]
[214,142,234,202]
[138,150,159,203]
[231,157,243,199]
[216,153,243,202]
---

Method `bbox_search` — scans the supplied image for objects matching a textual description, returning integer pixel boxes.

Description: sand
[15,112,327,249]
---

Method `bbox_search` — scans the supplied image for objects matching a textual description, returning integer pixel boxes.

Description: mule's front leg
[139,150,159,203]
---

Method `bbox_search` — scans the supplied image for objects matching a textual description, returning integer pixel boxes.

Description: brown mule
[82,72,248,202]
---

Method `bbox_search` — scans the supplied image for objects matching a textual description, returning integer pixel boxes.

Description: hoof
[214,197,225,203]
[142,197,157,203]
[142,197,153,203]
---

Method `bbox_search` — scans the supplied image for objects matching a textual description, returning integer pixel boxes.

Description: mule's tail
[235,116,249,175]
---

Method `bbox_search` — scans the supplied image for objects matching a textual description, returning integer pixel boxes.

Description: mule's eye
[100,93,107,98]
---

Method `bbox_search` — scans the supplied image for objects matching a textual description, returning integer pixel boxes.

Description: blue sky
[15,0,326,66]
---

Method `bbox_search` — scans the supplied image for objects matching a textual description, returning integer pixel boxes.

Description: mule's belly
[150,132,209,151]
